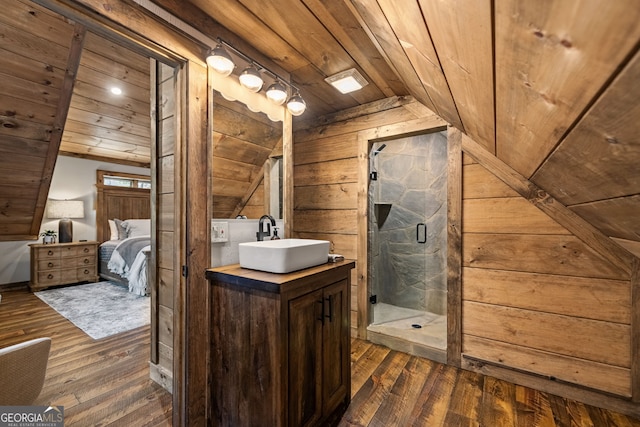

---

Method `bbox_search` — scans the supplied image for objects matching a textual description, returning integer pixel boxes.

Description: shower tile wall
[369,132,447,315]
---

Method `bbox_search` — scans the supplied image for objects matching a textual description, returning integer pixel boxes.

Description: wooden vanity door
[322,279,349,417]
[288,288,324,427]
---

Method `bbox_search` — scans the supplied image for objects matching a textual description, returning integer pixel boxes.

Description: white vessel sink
[239,238,330,273]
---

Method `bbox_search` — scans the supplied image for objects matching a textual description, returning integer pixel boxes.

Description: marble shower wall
[369,131,447,315]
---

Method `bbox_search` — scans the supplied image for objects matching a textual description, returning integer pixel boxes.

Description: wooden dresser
[29,241,99,291]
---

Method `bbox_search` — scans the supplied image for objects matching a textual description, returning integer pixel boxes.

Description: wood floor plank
[3,287,640,426]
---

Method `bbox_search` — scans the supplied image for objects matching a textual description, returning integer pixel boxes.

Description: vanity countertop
[205,259,355,294]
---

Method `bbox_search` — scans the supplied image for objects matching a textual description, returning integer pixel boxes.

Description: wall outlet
[211,221,229,243]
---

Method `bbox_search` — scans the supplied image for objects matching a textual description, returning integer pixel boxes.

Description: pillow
[108,219,118,240]
[123,219,150,238]
[114,218,128,240]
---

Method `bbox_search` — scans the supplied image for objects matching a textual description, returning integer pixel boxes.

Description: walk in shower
[367,131,448,362]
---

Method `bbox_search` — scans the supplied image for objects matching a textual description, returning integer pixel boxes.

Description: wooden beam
[461,133,634,276]
[446,126,462,367]
[31,22,87,236]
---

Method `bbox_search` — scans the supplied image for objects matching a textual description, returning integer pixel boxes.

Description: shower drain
[411,324,422,329]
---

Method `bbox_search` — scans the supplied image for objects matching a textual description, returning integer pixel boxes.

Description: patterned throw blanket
[107,236,151,296]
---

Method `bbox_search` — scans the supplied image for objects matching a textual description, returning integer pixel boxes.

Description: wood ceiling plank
[302,0,407,97]
[72,81,150,116]
[0,135,49,158]
[69,94,150,127]
[61,123,150,147]
[495,0,640,178]
[66,108,151,139]
[375,0,462,130]
[0,71,61,106]
[213,104,282,148]
[347,0,437,115]
[76,66,150,104]
[532,50,640,205]
[570,196,640,243]
[239,0,356,75]
[77,59,150,98]
[189,0,307,70]
[58,141,150,161]
[0,94,56,126]
[418,0,494,152]
[0,115,51,142]
[0,49,65,90]
[2,0,75,49]
[83,31,151,75]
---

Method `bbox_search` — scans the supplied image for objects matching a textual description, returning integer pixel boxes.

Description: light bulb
[206,45,234,76]
[239,66,263,92]
[286,93,306,116]
[266,81,288,105]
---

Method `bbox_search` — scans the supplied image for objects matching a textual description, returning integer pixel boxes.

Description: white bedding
[107,236,151,296]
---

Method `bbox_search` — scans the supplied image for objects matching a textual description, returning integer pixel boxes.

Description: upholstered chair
[0,337,51,405]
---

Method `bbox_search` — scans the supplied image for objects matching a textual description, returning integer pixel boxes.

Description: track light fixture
[207,38,306,116]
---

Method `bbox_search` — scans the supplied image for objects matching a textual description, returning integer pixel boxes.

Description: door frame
[356,123,462,366]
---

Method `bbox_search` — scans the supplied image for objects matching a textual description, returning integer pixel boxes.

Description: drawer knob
[47,250,53,256]
[84,269,89,274]
[47,274,53,279]
[48,262,54,268]
[84,248,89,253]
[84,259,90,264]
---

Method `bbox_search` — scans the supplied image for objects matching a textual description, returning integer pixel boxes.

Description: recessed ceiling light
[110,87,122,95]
[325,68,368,94]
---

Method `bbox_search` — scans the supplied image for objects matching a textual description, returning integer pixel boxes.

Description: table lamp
[46,200,85,243]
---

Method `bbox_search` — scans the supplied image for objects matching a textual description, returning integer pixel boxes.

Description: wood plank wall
[460,154,633,398]
[153,61,176,391]
[295,98,637,408]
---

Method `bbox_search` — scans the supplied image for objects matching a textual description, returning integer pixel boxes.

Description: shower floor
[367,303,447,362]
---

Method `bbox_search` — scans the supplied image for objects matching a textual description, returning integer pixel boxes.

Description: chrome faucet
[257,215,276,241]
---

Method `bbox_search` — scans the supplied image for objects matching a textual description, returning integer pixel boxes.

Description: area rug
[35,281,150,340]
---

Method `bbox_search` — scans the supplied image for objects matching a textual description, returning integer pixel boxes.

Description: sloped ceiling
[173,0,640,256]
[0,0,638,255]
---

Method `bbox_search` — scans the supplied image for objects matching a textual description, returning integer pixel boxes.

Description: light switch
[211,221,229,243]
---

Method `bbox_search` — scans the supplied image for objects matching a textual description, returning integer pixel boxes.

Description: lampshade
[266,81,288,105]
[239,65,263,92]
[47,200,84,219]
[286,92,306,116]
[207,44,235,76]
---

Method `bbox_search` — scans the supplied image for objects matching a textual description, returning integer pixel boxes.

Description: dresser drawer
[37,259,62,271]
[37,269,77,286]
[35,247,61,259]
[75,256,95,267]
[76,266,96,280]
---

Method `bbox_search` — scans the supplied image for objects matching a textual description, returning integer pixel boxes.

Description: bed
[95,170,152,296]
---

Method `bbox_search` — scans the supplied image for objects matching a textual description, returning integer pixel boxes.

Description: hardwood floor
[2,286,640,426]
[0,287,171,426]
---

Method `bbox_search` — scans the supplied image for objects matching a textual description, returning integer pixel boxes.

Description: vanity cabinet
[206,260,355,427]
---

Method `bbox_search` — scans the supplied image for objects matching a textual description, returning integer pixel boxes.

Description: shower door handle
[417,223,427,244]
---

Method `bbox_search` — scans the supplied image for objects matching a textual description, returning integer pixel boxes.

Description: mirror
[211,90,284,219]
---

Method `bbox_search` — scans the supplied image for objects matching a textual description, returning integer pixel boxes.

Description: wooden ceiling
[170,0,640,255]
[0,0,638,257]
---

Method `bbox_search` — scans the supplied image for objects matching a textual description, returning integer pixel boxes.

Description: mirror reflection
[211,91,283,219]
